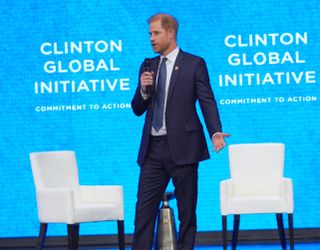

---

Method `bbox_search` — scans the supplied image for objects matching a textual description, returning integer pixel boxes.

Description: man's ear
[167,28,175,39]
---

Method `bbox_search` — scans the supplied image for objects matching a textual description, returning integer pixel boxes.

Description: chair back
[30,151,79,189]
[228,143,285,196]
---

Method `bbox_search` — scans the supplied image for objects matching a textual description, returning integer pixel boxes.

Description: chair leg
[37,223,48,250]
[222,216,227,250]
[232,215,240,250]
[117,220,125,250]
[276,213,287,250]
[67,224,80,250]
[288,213,294,250]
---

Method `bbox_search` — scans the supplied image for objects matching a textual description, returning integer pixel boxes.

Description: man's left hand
[211,132,231,153]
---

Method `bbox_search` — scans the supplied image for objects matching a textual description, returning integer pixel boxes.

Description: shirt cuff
[140,88,150,100]
[211,132,222,140]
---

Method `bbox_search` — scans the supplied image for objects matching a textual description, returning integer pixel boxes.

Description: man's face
[149,19,172,55]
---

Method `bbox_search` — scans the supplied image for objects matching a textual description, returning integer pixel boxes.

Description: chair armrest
[280,177,294,213]
[36,188,75,223]
[220,179,234,215]
[79,185,124,219]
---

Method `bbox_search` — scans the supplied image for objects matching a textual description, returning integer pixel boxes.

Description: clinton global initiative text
[34,78,130,94]
[219,71,316,87]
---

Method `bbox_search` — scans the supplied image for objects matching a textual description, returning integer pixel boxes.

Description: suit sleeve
[195,58,222,137]
[131,63,151,116]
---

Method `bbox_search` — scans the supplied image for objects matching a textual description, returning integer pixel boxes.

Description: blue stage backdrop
[0,0,319,237]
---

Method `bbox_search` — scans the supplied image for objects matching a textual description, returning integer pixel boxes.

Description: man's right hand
[140,71,154,93]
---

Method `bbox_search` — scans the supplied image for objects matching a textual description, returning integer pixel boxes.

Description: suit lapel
[151,56,160,73]
[167,51,184,104]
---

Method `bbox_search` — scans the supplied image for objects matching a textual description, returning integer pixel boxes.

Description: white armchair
[30,151,125,250]
[220,143,294,250]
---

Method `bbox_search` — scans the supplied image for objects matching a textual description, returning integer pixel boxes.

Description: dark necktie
[152,57,167,132]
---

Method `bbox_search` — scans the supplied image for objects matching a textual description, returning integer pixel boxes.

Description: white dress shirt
[151,47,180,136]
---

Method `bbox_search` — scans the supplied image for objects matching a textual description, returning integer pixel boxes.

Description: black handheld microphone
[144,58,151,94]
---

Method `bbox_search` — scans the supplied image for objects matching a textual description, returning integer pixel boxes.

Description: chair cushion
[234,179,281,196]
[73,202,122,223]
[225,195,289,214]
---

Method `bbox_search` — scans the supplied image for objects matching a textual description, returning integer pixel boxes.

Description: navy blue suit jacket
[131,50,222,166]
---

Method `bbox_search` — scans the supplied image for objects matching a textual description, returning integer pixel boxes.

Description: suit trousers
[132,135,199,250]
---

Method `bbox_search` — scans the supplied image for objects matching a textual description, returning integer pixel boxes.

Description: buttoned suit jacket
[131,50,222,167]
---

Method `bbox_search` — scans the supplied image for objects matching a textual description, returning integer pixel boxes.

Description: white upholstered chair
[220,143,294,250]
[30,151,125,250]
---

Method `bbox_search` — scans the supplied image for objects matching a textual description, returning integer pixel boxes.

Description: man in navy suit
[131,13,230,250]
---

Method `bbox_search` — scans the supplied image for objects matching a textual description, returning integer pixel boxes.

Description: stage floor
[8,242,320,250]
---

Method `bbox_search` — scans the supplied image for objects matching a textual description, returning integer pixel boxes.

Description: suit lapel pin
[175,66,179,71]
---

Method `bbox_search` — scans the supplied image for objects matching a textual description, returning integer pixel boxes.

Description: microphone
[144,58,151,94]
